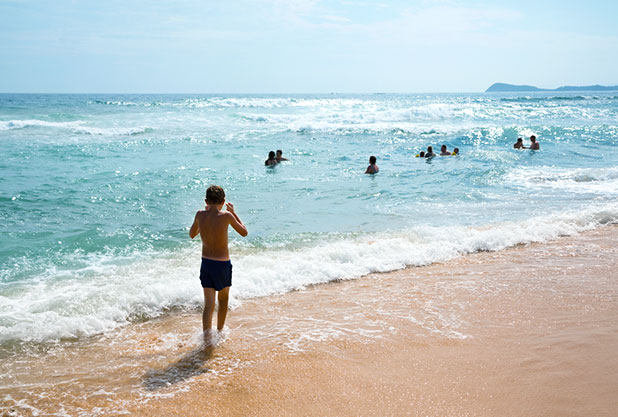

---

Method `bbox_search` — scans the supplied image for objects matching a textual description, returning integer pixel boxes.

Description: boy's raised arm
[225,202,248,237]
[189,212,200,239]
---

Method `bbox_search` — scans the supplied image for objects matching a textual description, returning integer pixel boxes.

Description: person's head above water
[453,148,459,155]
[427,146,433,152]
[440,144,452,155]
[365,155,379,174]
[528,135,540,150]
[206,185,225,205]
[514,138,525,149]
[265,150,278,166]
[420,151,425,157]
[275,149,289,161]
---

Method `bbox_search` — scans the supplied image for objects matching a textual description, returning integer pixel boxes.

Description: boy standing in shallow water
[190,185,248,340]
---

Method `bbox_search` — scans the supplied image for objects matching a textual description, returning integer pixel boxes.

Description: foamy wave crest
[73,126,154,136]
[233,104,470,135]
[89,96,377,108]
[1,205,617,344]
[0,247,203,344]
[90,100,141,106]
[499,95,596,103]
[507,166,618,195]
[186,97,295,108]
[233,205,617,299]
[0,119,83,131]
[181,97,383,109]
[0,119,153,136]
[229,98,614,134]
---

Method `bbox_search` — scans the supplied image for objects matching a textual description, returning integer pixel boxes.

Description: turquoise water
[1,93,618,344]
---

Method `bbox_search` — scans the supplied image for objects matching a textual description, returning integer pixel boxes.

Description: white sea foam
[0,119,153,136]
[1,204,616,344]
[232,205,616,299]
[73,126,154,136]
[507,166,618,196]
[231,105,475,136]
[71,95,618,138]
[0,249,202,343]
[177,97,381,109]
[224,99,614,135]
[90,100,140,106]
[0,119,83,131]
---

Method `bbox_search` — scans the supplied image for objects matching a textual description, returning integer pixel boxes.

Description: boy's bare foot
[202,329,214,347]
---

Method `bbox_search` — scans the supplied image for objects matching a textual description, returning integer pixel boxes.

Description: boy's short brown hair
[206,185,225,204]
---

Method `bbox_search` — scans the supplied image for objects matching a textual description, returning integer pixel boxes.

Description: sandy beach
[2,225,618,416]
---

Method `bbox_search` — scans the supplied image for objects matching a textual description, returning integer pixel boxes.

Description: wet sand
[2,226,618,416]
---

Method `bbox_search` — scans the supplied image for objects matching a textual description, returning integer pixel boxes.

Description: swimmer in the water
[440,144,451,156]
[529,135,540,150]
[276,149,289,162]
[365,155,379,174]
[514,138,525,149]
[425,146,436,158]
[452,148,459,155]
[265,151,278,166]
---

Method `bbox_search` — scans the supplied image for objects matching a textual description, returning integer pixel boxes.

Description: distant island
[486,83,618,93]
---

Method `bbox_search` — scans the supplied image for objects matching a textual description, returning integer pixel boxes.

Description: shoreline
[2,225,618,416]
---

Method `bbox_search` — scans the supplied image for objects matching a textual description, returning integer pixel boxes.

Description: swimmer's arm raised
[226,203,248,237]
[189,212,200,239]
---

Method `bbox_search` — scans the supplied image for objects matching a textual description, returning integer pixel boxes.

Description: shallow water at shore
[1,226,617,416]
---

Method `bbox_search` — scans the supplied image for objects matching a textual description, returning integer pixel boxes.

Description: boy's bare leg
[202,288,216,334]
[217,286,230,331]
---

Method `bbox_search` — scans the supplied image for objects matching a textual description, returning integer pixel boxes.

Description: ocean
[1,92,618,346]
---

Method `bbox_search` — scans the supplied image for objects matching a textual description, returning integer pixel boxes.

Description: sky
[1,0,617,93]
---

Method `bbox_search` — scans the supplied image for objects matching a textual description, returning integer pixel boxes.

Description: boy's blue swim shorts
[199,258,232,291]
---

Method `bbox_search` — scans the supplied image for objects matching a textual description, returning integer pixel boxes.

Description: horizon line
[0,91,484,95]
[2,86,617,95]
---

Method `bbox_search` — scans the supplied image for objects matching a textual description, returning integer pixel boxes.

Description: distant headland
[486,83,618,93]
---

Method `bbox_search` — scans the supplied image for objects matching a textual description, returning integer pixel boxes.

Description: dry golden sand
[2,226,618,416]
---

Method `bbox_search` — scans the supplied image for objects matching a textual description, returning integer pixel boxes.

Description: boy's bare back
[190,202,247,261]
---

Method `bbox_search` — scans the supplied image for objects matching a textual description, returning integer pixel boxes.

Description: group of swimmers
[365,144,457,174]
[364,145,456,173]
[266,136,539,176]
[416,144,459,158]
[264,150,289,166]
[365,135,541,174]
[514,135,540,150]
